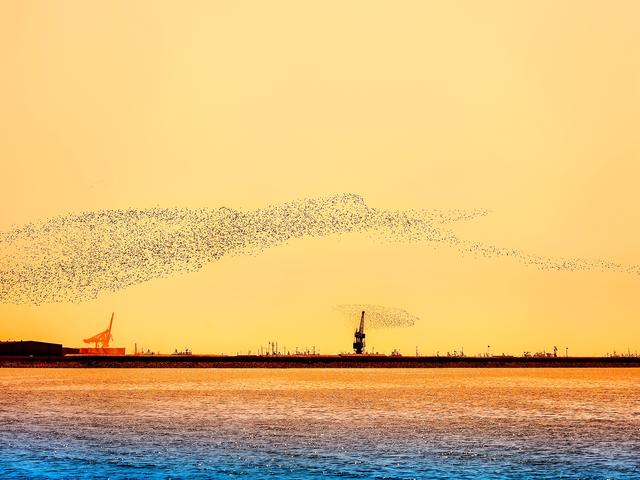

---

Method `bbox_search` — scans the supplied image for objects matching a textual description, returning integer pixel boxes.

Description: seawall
[1,355,640,368]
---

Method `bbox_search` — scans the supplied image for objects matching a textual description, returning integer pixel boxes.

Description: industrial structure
[353,311,366,354]
[0,341,63,357]
[80,312,125,355]
[2,308,639,366]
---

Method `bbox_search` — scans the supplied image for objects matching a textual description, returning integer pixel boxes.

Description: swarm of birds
[335,304,420,329]
[0,193,636,304]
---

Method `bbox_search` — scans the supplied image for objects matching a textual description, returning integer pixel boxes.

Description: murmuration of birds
[335,304,420,329]
[0,193,637,304]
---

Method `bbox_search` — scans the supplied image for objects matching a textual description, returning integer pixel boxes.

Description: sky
[1,0,639,356]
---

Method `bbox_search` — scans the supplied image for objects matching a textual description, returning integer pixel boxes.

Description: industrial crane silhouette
[83,312,114,348]
[353,311,366,354]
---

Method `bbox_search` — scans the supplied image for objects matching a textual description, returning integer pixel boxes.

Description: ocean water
[0,368,638,479]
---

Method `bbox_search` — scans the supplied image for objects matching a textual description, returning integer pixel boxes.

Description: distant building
[0,341,63,357]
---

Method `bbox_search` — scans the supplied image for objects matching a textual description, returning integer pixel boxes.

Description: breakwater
[1,355,639,368]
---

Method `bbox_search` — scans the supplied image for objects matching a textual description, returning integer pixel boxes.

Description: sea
[0,368,638,479]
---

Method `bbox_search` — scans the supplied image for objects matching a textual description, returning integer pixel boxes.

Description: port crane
[83,312,114,348]
[353,311,366,354]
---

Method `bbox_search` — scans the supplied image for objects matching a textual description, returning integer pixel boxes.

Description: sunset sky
[1,0,639,356]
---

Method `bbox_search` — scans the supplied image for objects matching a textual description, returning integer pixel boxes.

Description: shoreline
[1,355,640,368]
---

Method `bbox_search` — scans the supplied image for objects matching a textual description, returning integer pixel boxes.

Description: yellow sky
[1,0,639,356]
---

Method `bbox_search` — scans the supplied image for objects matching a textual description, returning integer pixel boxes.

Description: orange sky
[1,0,639,356]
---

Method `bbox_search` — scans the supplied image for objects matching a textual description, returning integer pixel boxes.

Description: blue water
[1,369,638,479]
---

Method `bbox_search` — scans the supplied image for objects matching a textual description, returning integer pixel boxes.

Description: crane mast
[353,311,366,354]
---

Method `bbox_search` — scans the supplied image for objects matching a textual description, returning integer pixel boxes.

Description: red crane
[83,312,114,348]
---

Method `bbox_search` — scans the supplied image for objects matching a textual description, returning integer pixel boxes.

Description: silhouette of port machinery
[80,312,125,355]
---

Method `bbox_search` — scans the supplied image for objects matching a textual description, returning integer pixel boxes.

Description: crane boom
[107,312,114,339]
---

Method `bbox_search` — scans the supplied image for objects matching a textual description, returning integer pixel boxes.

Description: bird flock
[0,193,637,304]
[335,304,420,329]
